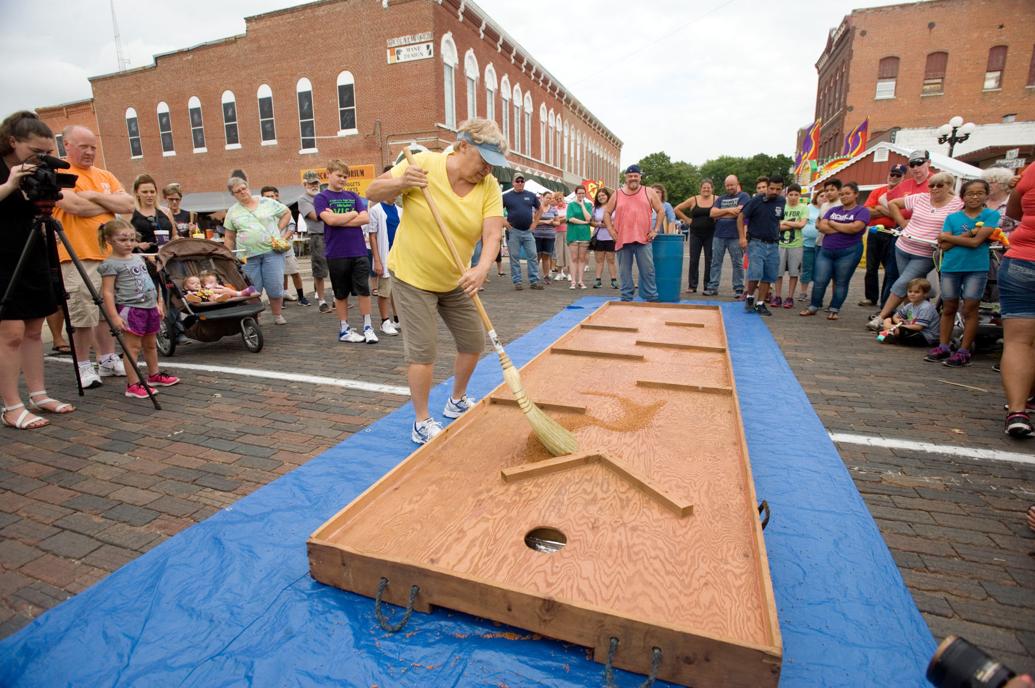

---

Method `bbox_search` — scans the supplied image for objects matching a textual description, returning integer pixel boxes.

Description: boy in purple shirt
[315,159,375,343]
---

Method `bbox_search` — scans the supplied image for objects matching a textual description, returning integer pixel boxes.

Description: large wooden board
[309,302,781,687]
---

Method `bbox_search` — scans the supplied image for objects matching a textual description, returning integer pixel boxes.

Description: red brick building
[38,0,622,198]
[812,0,1035,160]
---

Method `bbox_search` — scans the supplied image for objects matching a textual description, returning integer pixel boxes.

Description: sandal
[2,403,49,430]
[50,344,72,355]
[827,312,840,320]
[799,309,817,317]
[28,390,75,414]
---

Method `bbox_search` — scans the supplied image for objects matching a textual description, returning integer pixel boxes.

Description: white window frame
[464,49,479,121]
[539,104,548,161]
[484,64,497,124]
[296,77,317,154]
[875,79,896,100]
[512,84,522,155]
[441,33,458,130]
[125,107,142,159]
[555,115,563,170]
[187,96,206,153]
[548,110,556,166]
[157,101,175,157]
[500,75,511,146]
[563,122,570,172]
[257,84,277,145]
[336,71,358,136]
[522,92,532,157]
[221,90,240,150]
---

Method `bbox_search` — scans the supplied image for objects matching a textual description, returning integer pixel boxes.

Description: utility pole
[110,0,130,72]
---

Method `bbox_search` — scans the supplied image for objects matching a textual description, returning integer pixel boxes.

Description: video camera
[20,154,77,203]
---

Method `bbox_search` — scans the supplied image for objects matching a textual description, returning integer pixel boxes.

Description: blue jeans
[508,229,540,285]
[809,243,864,313]
[706,236,744,293]
[242,250,285,298]
[890,247,935,298]
[746,240,779,283]
[940,271,988,302]
[617,242,658,301]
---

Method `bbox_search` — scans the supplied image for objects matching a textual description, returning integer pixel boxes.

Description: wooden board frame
[309,303,781,687]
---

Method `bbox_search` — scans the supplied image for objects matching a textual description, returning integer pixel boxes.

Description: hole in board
[525,527,567,553]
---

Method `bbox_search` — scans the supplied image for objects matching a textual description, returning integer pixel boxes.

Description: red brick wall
[36,100,106,168]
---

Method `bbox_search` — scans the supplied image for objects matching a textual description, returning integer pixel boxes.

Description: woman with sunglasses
[162,182,196,238]
[873,172,963,325]
[130,174,175,253]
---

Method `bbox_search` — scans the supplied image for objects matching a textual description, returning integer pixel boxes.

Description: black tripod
[0,201,160,410]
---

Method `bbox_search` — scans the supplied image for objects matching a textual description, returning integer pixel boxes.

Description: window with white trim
[539,104,547,161]
[512,84,522,154]
[336,71,357,134]
[563,122,570,172]
[548,110,555,166]
[221,90,240,148]
[441,34,458,129]
[875,56,898,100]
[187,96,206,152]
[500,75,511,146]
[257,84,276,144]
[523,93,532,157]
[157,102,174,156]
[985,45,1007,90]
[55,134,66,158]
[555,116,563,170]
[484,64,497,123]
[296,78,316,151]
[125,107,142,158]
[464,49,479,120]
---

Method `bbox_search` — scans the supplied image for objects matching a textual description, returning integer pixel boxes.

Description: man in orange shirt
[51,125,134,388]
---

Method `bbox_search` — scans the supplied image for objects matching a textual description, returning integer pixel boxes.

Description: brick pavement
[2,255,1033,675]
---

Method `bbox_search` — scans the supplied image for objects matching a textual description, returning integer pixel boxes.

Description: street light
[936,115,976,158]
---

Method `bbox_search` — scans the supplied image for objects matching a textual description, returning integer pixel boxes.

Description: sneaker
[771,296,782,308]
[274,314,288,325]
[866,315,884,331]
[754,304,773,316]
[443,394,476,419]
[611,279,618,289]
[124,382,152,399]
[318,301,331,313]
[744,294,756,312]
[857,299,876,307]
[412,417,444,444]
[1004,412,1033,439]
[363,325,379,344]
[98,355,126,377]
[298,296,312,306]
[783,298,794,309]
[1003,396,1035,413]
[79,364,103,389]
[569,282,577,290]
[514,283,524,291]
[283,292,298,301]
[380,319,399,336]
[339,327,364,343]
[943,349,972,368]
[147,371,180,386]
[530,283,545,290]
[702,289,717,296]
[593,279,602,289]
[924,344,951,362]
[992,361,1000,373]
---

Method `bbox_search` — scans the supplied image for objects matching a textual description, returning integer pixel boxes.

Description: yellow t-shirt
[54,164,124,262]
[386,151,503,292]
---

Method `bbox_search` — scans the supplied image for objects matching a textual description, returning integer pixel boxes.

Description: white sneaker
[363,325,379,344]
[443,394,476,419]
[339,327,365,343]
[274,314,288,325]
[97,355,126,377]
[380,319,399,336]
[412,417,443,444]
[283,292,298,301]
[866,315,883,331]
[79,364,103,389]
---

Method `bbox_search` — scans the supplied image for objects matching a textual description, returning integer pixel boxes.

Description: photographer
[50,125,134,388]
[0,111,74,429]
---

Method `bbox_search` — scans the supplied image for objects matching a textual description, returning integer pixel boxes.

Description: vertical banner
[842,118,869,157]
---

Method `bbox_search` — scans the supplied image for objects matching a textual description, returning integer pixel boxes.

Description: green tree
[636,152,701,204]
[698,153,795,191]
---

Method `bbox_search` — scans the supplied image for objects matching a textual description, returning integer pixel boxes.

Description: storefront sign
[300,164,376,197]
[387,42,434,64]
[387,32,433,48]
[995,157,1026,169]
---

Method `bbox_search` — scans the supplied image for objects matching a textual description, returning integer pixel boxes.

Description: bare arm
[736,214,746,244]
[1006,186,1023,222]
[602,195,617,239]
[56,189,108,217]
[829,220,866,235]
[101,275,125,332]
[673,196,696,224]
[887,198,907,228]
[81,190,135,214]
[940,225,995,248]
[367,167,427,203]
[458,216,505,297]
[647,190,665,234]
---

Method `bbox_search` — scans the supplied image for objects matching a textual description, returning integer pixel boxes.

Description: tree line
[630,151,796,202]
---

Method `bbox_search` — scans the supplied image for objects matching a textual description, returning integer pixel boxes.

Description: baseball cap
[513,175,526,182]
[303,171,320,183]
[889,164,907,175]
[625,164,642,175]
[907,150,930,164]
[458,131,509,168]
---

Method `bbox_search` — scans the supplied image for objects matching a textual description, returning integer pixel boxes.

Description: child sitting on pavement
[878,278,939,347]
[182,272,256,304]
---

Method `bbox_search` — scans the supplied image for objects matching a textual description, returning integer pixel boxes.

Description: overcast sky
[4,0,907,166]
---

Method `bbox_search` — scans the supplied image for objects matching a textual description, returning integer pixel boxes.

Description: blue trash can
[652,234,684,303]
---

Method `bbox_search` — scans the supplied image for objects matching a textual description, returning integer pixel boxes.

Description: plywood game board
[308,302,781,687]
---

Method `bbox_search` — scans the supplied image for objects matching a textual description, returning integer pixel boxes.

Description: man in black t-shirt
[501,175,543,289]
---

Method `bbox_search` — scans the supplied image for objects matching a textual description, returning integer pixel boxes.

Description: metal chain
[373,576,420,633]
[603,636,663,688]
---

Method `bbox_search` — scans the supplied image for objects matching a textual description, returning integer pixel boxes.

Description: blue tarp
[0,298,934,687]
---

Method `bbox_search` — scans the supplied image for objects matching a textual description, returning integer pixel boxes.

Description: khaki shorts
[282,247,300,275]
[61,260,102,328]
[391,272,484,365]
[373,274,393,298]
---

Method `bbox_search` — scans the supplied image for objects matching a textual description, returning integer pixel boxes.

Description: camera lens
[927,636,1016,688]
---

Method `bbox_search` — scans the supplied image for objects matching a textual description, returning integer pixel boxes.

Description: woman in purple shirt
[800,182,870,320]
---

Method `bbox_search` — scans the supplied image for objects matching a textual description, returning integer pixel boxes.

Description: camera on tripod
[20,154,77,202]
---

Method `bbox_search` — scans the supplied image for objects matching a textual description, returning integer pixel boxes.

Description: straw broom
[402,149,577,457]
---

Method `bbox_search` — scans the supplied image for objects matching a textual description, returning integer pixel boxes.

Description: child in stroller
[182,272,257,304]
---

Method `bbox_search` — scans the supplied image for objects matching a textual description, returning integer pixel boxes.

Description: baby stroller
[154,238,265,356]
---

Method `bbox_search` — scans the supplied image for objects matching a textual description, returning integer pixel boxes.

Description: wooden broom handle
[402,148,495,332]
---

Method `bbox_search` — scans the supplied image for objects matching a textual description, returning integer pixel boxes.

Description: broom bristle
[501,364,577,457]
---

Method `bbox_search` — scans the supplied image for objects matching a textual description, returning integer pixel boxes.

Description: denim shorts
[939,271,987,302]
[746,240,779,283]
[890,247,935,298]
[998,257,1035,319]
[534,236,555,255]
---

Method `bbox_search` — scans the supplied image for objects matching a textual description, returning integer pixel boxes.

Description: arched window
[563,122,570,173]
[156,101,174,156]
[548,110,556,167]
[336,71,357,135]
[923,52,948,96]
[875,56,898,99]
[296,77,316,152]
[512,84,522,154]
[985,45,1008,90]
[576,131,583,177]
[125,107,142,158]
[523,92,533,157]
[441,33,458,129]
[221,91,240,149]
[500,75,511,146]
[187,96,206,152]
[539,104,548,161]
[484,64,497,123]
[555,115,563,171]
[464,49,479,120]
[257,84,276,144]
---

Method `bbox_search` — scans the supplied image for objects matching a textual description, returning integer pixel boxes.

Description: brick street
[1,253,1032,674]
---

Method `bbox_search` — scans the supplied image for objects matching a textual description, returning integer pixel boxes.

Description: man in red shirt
[887,149,934,206]
[860,164,906,308]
